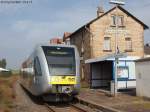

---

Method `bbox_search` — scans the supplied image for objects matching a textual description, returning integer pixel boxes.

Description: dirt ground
[13,81,49,112]
[0,75,18,112]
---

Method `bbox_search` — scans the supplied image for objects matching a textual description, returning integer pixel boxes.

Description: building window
[118,16,124,26]
[111,15,124,26]
[111,15,116,26]
[125,38,132,51]
[103,37,111,51]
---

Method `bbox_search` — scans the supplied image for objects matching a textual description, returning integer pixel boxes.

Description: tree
[0,60,2,68]
[0,59,7,68]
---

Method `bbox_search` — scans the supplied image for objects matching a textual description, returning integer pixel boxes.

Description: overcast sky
[0,0,150,69]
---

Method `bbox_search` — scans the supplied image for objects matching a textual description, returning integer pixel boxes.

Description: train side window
[34,57,42,76]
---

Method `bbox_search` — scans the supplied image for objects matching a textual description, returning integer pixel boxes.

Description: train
[20,44,80,102]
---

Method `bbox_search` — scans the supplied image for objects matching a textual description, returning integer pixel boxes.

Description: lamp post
[109,0,125,96]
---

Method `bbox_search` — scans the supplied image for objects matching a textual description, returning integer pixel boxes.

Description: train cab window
[42,46,76,76]
[34,57,42,76]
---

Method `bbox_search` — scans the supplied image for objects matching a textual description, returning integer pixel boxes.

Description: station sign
[110,0,125,5]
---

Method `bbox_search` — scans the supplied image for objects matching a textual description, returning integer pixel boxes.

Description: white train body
[20,44,80,102]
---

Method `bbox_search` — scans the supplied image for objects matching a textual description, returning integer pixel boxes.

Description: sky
[0,0,150,69]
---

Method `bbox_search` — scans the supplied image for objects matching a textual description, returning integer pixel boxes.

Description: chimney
[50,38,63,44]
[97,6,104,17]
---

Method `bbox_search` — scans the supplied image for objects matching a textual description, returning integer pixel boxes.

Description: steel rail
[44,103,56,112]
[45,103,94,112]
[70,103,88,112]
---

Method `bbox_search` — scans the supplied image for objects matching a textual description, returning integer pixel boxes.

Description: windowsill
[125,50,133,52]
[103,50,112,52]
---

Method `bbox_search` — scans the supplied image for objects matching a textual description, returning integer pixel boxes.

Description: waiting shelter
[85,55,139,91]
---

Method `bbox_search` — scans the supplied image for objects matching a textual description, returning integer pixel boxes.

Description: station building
[63,6,149,90]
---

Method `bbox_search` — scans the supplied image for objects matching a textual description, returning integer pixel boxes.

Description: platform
[75,89,150,112]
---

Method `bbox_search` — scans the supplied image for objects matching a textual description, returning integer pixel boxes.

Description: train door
[33,57,42,93]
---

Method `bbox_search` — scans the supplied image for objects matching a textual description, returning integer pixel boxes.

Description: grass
[0,73,18,112]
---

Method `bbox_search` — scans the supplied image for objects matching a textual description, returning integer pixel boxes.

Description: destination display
[47,51,70,55]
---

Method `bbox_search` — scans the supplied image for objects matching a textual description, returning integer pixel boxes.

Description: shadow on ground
[118,88,136,96]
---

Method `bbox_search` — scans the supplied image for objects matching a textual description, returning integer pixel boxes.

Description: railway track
[45,103,103,112]
[45,103,56,112]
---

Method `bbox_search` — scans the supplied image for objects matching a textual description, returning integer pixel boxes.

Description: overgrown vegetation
[0,73,18,112]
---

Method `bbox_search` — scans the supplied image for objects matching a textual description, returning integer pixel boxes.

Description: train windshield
[42,46,76,76]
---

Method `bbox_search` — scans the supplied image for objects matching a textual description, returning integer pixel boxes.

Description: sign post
[109,0,125,97]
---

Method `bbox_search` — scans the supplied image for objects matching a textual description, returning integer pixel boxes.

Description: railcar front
[42,45,80,102]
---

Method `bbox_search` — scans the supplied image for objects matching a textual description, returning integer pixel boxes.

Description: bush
[0,71,12,77]
[0,74,18,112]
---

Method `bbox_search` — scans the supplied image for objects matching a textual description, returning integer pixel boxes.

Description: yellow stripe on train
[49,76,76,85]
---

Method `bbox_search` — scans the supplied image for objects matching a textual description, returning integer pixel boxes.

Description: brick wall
[90,8,144,58]
[70,29,91,87]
